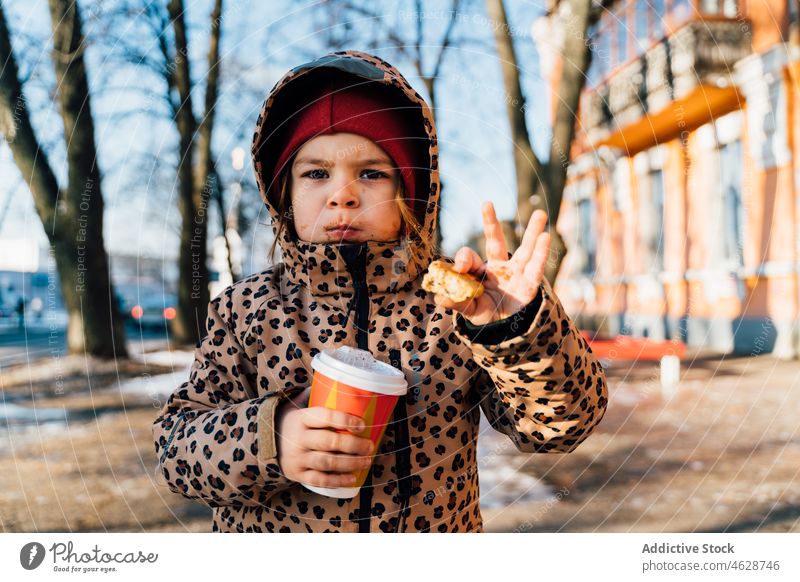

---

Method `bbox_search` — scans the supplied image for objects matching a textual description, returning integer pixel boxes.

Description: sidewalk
[1,348,797,532]
[482,350,800,532]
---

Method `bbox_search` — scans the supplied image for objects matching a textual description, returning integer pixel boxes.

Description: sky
[0,0,552,274]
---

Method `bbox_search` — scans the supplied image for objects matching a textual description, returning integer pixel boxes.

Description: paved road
[0,323,167,367]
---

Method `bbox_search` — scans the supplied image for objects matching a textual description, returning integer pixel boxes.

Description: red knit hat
[272,75,421,215]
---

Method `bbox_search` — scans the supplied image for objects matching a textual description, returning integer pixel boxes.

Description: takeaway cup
[302,346,408,498]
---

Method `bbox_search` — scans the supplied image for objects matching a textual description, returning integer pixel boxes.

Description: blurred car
[126,293,177,329]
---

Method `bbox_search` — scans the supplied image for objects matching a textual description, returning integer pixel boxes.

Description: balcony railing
[583,18,751,148]
[587,0,744,87]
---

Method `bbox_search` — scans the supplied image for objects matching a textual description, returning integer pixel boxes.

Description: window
[723,0,738,17]
[617,3,629,65]
[612,158,631,212]
[576,196,597,275]
[598,26,611,79]
[635,153,665,275]
[650,169,665,272]
[700,0,738,16]
[700,0,720,13]
[719,139,745,265]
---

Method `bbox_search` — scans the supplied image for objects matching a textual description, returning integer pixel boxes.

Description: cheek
[290,197,315,238]
[292,217,314,238]
[294,204,335,238]
[372,203,402,235]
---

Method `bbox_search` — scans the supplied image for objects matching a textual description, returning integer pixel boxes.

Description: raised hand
[433,202,551,326]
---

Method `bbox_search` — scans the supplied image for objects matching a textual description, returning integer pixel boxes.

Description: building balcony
[583,18,752,154]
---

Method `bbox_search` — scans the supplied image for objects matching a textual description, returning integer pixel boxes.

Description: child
[153,50,608,533]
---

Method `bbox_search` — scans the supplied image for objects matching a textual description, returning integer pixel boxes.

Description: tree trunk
[168,0,208,345]
[543,0,593,283]
[168,0,225,344]
[421,1,459,255]
[1,2,127,358]
[485,0,545,250]
[486,0,594,285]
[199,0,231,282]
[210,164,240,283]
[195,0,223,245]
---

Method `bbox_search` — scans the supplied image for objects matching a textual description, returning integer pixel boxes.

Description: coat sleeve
[152,287,295,508]
[453,277,608,453]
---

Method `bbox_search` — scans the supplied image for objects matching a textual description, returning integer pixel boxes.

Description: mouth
[326,224,361,240]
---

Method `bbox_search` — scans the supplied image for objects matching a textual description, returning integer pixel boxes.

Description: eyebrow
[294,157,393,167]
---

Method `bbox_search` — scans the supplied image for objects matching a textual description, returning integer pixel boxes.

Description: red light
[163,307,176,320]
[131,305,143,319]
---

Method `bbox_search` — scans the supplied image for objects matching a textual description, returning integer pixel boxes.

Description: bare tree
[166,0,199,344]
[486,0,596,284]
[98,0,261,336]
[104,0,223,343]
[161,0,230,345]
[0,0,127,358]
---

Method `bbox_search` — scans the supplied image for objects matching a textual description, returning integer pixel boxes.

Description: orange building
[551,0,800,357]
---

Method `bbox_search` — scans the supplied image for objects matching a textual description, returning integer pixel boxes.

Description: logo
[20,542,46,570]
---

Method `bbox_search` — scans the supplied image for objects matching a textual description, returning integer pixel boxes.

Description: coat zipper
[339,244,373,532]
[389,348,411,533]
[340,243,412,533]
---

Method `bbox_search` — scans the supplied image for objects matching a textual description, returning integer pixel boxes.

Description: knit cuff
[455,284,544,344]
[257,395,283,466]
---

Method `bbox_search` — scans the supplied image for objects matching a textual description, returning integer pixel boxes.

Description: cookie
[422,260,485,303]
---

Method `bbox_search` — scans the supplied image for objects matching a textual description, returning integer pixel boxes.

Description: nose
[326,178,360,209]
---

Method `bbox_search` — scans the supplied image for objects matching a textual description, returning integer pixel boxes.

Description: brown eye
[303,169,327,179]
[361,169,388,180]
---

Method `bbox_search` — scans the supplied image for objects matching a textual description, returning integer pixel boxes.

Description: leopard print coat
[152,50,608,533]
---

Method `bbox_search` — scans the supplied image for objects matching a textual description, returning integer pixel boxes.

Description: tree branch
[195,0,222,187]
[430,0,461,81]
[0,3,61,229]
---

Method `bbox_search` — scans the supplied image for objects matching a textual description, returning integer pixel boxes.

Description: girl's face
[290,133,403,244]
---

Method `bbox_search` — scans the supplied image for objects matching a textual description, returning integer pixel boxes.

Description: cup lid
[311,347,408,395]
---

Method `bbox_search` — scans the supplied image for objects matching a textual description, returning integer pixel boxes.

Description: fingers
[300,470,359,488]
[514,209,549,267]
[304,450,373,473]
[482,202,509,262]
[297,423,375,489]
[523,230,550,287]
[301,426,374,455]
[302,407,365,433]
[453,246,485,276]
